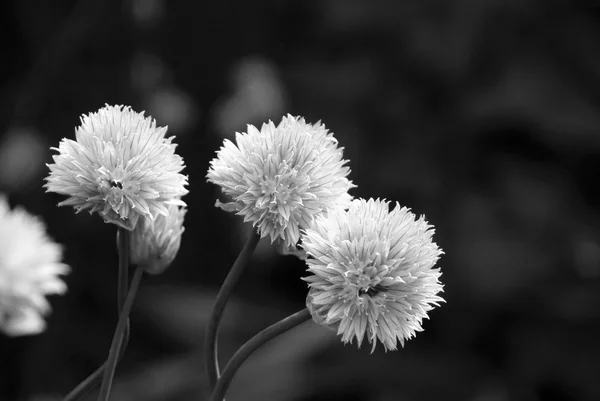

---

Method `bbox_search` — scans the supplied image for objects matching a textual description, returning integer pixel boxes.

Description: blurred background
[1,0,600,400]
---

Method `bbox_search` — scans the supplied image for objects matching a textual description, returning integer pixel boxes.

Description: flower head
[302,198,444,352]
[0,196,69,336]
[207,114,355,251]
[129,204,186,275]
[45,104,188,231]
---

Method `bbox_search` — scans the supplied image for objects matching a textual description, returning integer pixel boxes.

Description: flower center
[260,178,292,207]
[104,179,126,210]
[358,285,387,297]
[344,262,385,298]
[106,188,124,210]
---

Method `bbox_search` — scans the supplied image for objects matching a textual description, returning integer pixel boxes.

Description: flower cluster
[45,105,188,231]
[207,114,355,252]
[0,196,69,336]
[302,198,444,352]
[207,114,444,351]
[40,104,445,360]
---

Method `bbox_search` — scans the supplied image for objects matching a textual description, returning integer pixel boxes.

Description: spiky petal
[0,195,69,336]
[45,104,188,231]
[207,114,355,252]
[302,198,444,352]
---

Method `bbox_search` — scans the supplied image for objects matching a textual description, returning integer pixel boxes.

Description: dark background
[1,0,600,400]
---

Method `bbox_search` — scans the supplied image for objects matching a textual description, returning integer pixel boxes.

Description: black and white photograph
[1,1,600,400]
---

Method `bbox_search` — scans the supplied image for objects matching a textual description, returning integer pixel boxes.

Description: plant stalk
[209,308,311,401]
[96,263,144,400]
[205,231,261,390]
[62,227,132,401]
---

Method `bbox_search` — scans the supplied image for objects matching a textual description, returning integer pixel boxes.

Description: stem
[61,228,131,401]
[117,228,130,309]
[97,265,144,401]
[209,308,311,401]
[62,327,130,401]
[205,231,261,390]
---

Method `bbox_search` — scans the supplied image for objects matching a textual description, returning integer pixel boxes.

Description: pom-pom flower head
[45,105,188,231]
[129,204,186,275]
[207,114,355,251]
[302,198,444,352]
[0,196,69,336]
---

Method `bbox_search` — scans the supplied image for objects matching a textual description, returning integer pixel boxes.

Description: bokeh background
[1,0,600,400]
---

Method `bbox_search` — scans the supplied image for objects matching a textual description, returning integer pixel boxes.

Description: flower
[128,204,186,275]
[45,104,188,231]
[206,114,355,252]
[0,195,69,336]
[302,198,444,352]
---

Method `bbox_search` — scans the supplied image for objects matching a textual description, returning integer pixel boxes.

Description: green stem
[209,308,311,401]
[61,228,131,401]
[205,231,261,390]
[96,264,144,401]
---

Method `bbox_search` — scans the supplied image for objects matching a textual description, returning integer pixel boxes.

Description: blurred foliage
[1,0,600,400]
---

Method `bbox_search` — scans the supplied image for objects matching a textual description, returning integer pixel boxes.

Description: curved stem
[97,265,144,401]
[205,231,261,390]
[61,228,131,401]
[62,324,129,401]
[209,308,311,401]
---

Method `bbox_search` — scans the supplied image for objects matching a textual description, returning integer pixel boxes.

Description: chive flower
[45,104,188,231]
[0,196,69,336]
[302,198,444,352]
[207,114,355,252]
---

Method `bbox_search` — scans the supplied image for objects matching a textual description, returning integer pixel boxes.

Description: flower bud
[130,205,186,274]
